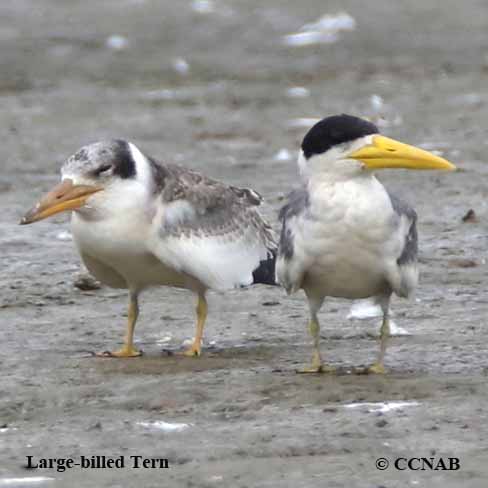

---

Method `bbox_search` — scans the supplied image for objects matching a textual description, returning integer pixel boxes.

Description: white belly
[303,241,390,298]
[297,177,402,299]
[71,213,188,291]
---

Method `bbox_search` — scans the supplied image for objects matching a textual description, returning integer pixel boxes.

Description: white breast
[70,182,187,291]
[299,176,403,298]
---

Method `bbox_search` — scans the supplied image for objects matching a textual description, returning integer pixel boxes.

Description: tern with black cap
[276,114,456,373]
[21,140,276,358]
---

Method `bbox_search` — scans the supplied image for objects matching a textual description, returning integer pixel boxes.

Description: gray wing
[386,190,419,297]
[275,187,310,293]
[149,162,276,290]
[277,187,309,260]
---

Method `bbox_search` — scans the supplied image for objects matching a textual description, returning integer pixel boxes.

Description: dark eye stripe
[112,140,136,179]
[95,164,112,175]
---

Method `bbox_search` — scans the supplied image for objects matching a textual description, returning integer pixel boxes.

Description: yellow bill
[20,179,102,225]
[349,135,456,171]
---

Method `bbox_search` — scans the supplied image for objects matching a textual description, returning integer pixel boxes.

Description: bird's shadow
[79,344,280,376]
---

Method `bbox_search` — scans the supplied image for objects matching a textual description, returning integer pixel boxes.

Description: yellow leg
[96,292,142,358]
[182,294,207,357]
[297,318,335,374]
[368,315,390,374]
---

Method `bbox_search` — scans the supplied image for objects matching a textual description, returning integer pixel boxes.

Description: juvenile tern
[276,114,456,373]
[21,140,276,358]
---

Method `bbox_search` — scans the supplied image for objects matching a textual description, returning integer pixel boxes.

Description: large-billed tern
[276,114,456,373]
[21,140,276,358]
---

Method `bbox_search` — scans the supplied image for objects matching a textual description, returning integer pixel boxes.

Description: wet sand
[1,1,488,486]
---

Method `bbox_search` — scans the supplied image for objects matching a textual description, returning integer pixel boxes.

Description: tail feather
[252,249,277,286]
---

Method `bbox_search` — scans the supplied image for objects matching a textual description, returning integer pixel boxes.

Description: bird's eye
[95,164,112,176]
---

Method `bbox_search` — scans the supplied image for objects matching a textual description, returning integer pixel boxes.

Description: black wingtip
[252,249,278,286]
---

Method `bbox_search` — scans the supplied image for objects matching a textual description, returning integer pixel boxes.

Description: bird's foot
[96,346,142,358]
[367,362,386,374]
[296,363,336,374]
[179,344,201,357]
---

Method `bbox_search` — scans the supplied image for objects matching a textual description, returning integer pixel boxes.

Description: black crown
[302,114,378,159]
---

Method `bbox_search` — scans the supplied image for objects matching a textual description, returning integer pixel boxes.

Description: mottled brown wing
[149,163,276,290]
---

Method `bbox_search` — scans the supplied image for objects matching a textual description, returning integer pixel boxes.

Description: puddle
[348,299,384,320]
[105,35,129,51]
[347,299,411,336]
[136,421,191,432]
[56,231,72,241]
[283,12,356,47]
[0,478,55,486]
[344,401,420,413]
[389,321,411,336]
[155,334,173,346]
[287,118,321,129]
[172,57,190,75]
[286,87,310,98]
[192,0,215,15]
[273,149,292,161]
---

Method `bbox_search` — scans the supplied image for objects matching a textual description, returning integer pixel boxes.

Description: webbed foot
[96,346,142,358]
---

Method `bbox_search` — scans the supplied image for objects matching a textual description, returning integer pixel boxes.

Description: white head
[20,140,159,224]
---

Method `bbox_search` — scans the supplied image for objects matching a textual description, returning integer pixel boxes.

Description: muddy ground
[1,1,488,486]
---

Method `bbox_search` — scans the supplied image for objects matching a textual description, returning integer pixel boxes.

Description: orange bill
[20,179,102,225]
